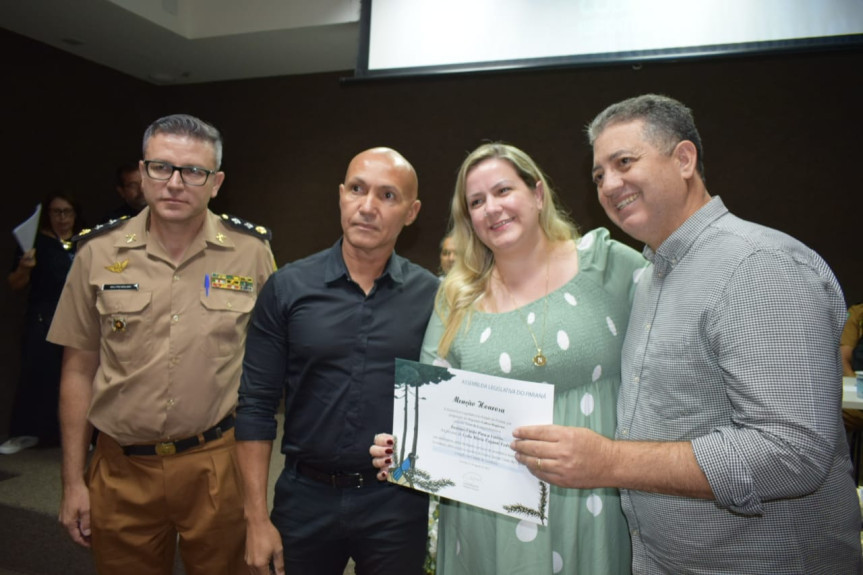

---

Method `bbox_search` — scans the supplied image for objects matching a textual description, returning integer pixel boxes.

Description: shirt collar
[111,207,150,249]
[644,196,728,272]
[323,238,402,286]
[203,211,235,248]
[113,208,230,254]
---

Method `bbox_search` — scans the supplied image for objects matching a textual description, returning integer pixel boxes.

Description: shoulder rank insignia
[73,216,131,243]
[219,213,272,241]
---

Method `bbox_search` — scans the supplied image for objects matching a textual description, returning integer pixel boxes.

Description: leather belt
[295,461,378,489]
[122,414,235,456]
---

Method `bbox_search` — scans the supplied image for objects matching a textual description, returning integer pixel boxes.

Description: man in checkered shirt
[512,94,862,574]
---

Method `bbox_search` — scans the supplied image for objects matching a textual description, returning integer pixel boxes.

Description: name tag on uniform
[102,283,139,291]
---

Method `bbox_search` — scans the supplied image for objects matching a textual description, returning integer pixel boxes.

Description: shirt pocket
[95,291,153,365]
[199,291,255,358]
[643,335,706,420]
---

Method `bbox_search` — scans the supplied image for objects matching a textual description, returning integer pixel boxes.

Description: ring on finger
[536,457,542,471]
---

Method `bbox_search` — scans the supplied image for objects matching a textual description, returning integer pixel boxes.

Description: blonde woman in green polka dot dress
[373,143,647,574]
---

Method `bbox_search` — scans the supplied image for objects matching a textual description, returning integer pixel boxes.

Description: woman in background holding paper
[371,143,646,574]
[2,192,83,455]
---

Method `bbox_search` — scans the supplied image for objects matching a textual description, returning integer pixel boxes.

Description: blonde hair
[437,143,579,357]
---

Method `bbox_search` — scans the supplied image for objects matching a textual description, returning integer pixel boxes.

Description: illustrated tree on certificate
[503,480,549,525]
[392,359,455,492]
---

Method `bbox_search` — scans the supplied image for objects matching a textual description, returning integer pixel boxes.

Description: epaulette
[72,216,131,243]
[219,213,272,241]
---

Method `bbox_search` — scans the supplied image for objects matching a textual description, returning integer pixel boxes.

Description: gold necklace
[498,257,550,367]
[54,232,73,251]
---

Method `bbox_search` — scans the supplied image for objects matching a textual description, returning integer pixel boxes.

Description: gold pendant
[533,352,547,367]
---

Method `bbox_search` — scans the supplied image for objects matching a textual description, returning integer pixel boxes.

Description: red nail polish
[385,458,392,465]
[385,448,393,455]
[386,439,394,446]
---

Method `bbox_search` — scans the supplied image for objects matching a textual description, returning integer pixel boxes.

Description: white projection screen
[355,0,863,78]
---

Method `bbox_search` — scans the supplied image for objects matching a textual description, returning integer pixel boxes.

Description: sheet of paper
[13,204,41,253]
[389,358,554,525]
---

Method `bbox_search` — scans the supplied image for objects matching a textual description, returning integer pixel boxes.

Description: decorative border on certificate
[388,358,554,524]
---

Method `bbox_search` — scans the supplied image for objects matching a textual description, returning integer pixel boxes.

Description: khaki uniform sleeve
[256,240,277,288]
[47,241,101,351]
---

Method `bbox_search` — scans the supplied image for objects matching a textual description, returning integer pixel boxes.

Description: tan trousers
[88,428,246,575]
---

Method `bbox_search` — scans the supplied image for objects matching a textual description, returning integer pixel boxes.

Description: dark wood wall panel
[2,26,860,431]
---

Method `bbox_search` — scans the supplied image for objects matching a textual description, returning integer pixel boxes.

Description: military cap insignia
[73,216,131,243]
[105,259,130,273]
[219,213,272,241]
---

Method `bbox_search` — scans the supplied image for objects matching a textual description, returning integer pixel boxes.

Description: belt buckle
[156,442,176,456]
[344,472,363,489]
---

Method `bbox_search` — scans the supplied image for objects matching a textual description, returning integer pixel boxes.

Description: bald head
[339,147,422,258]
[345,147,418,201]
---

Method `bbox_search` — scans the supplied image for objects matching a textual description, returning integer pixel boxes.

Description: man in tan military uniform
[48,114,275,575]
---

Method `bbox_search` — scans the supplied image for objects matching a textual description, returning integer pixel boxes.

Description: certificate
[388,358,554,524]
[13,204,40,253]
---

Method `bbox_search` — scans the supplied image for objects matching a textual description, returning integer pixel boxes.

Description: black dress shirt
[236,239,439,471]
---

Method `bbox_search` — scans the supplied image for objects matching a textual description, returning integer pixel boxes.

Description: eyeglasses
[143,160,216,186]
[49,208,75,217]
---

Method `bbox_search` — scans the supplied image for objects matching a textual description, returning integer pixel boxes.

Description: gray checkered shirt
[618,197,862,574]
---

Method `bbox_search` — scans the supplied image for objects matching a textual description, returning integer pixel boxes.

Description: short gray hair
[587,94,705,181]
[142,114,223,169]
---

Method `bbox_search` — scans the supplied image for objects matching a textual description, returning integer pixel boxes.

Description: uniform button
[167,398,175,409]
[631,529,639,537]
[644,323,650,330]
[173,274,180,282]
[226,301,232,309]
[171,314,179,323]
[620,428,628,436]
[633,376,640,384]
